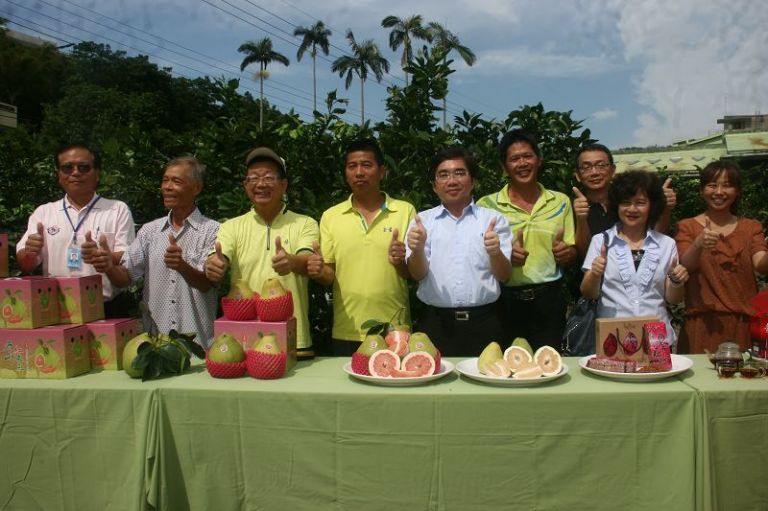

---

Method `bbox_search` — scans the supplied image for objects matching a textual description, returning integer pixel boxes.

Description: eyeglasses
[244,174,280,185]
[577,162,612,173]
[435,169,469,182]
[59,163,94,174]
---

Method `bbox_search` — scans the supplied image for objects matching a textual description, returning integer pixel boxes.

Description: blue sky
[4,0,768,149]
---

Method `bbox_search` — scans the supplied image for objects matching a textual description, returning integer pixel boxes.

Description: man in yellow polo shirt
[478,130,577,351]
[308,138,415,355]
[204,147,318,357]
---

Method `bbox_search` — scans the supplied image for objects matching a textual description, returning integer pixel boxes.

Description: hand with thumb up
[511,228,528,266]
[572,187,589,219]
[164,233,184,270]
[407,215,427,253]
[483,217,501,256]
[591,241,608,276]
[81,230,98,264]
[306,240,325,279]
[667,255,688,287]
[204,241,228,282]
[25,222,46,256]
[271,236,292,275]
[388,228,406,266]
[91,234,114,273]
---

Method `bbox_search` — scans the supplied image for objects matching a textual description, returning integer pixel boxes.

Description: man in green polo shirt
[204,147,319,357]
[478,129,577,351]
[308,138,415,355]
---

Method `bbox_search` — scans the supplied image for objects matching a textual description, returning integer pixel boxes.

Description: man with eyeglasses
[572,143,675,258]
[90,156,219,348]
[204,147,319,356]
[406,147,511,356]
[16,143,136,317]
[478,130,577,351]
[307,138,415,356]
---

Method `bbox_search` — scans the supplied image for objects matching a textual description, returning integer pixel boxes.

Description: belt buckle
[518,288,536,301]
[454,311,470,321]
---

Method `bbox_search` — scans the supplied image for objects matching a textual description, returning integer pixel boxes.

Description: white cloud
[592,109,617,121]
[472,47,615,77]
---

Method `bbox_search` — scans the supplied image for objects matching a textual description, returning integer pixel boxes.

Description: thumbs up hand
[204,241,228,282]
[551,227,574,266]
[667,255,688,286]
[662,177,677,209]
[91,234,114,273]
[25,222,46,256]
[307,240,325,279]
[698,218,719,250]
[572,187,589,219]
[511,228,528,266]
[388,228,406,266]
[271,236,292,275]
[591,241,608,276]
[407,215,427,253]
[484,218,501,256]
[164,233,184,270]
[81,230,98,264]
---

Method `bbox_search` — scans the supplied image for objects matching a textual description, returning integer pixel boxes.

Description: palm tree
[294,21,332,112]
[381,15,431,86]
[237,37,290,128]
[427,22,476,128]
[331,30,390,125]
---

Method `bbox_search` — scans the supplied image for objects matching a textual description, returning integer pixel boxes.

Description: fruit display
[254,278,293,322]
[205,333,246,378]
[477,339,562,379]
[246,334,287,379]
[350,329,442,378]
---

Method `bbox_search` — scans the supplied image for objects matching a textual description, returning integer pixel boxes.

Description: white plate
[454,358,569,386]
[578,354,694,381]
[343,360,455,386]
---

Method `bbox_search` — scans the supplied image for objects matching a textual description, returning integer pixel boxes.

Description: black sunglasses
[59,163,94,174]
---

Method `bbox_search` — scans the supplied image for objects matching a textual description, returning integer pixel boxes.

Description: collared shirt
[478,183,575,286]
[122,208,219,348]
[583,225,679,345]
[18,195,135,300]
[587,200,617,235]
[215,206,318,349]
[320,193,415,341]
[405,201,512,308]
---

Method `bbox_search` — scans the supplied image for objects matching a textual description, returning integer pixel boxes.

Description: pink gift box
[0,276,60,329]
[214,317,297,370]
[0,324,91,379]
[86,318,142,370]
[54,275,104,324]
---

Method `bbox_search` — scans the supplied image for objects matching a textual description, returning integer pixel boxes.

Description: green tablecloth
[0,355,763,511]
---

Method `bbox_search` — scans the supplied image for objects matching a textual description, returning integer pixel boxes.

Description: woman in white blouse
[580,170,689,346]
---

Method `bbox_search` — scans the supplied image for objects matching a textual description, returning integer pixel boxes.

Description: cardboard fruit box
[0,276,60,329]
[596,316,659,367]
[214,317,297,370]
[0,233,8,278]
[86,318,142,370]
[55,275,104,324]
[0,324,92,379]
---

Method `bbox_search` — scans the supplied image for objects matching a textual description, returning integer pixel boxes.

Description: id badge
[67,245,82,269]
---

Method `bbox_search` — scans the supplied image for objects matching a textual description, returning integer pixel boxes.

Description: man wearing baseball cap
[205,147,319,357]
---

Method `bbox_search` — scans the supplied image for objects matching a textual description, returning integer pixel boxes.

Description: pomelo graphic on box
[0,324,91,379]
[87,318,142,370]
[0,277,60,329]
[55,275,104,324]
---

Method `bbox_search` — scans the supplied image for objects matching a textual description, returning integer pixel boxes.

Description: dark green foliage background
[2,34,765,352]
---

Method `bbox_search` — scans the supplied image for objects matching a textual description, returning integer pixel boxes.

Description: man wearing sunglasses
[204,147,319,357]
[16,143,136,317]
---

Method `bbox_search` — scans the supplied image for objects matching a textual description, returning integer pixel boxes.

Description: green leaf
[142,356,163,381]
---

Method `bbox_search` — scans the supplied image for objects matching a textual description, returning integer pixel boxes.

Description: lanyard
[62,195,101,244]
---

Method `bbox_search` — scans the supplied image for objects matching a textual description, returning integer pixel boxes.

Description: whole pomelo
[123,333,152,378]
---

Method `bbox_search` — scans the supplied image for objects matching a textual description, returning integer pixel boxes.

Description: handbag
[560,232,608,356]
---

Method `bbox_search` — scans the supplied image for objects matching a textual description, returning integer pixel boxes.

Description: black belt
[426,302,497,322]
[504,280,561,302]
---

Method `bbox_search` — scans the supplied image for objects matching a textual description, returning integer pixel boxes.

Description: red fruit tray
[221,297,257,321]
[245,349,287,379]
[205,356,247,378]
[254,291,293,322]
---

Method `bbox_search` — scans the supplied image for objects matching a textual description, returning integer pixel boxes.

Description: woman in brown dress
[676,160,768,353]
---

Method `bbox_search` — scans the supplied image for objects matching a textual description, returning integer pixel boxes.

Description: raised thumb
[515,229,524,247]
[215,241,224,259]
[312,240,322,259]
[600,243,608,259]
[554,227,564,243]
[168,233,178,246]
[572,186,585,199]
[98,234,110,251]
[486,217,497,233]
[663,177,672,189]
[274,235,283,252]
[670,256,678,271]
[414,215,424,228]
[85,230,93,243]
[37,222,44,237]
[705,218,711,230]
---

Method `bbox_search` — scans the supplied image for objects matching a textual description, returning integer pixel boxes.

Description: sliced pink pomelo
[368,350,401,377]
[401,351,436,376]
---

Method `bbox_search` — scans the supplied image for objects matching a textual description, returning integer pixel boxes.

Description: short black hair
[430,147,478,181]
[576,143,614,166]
[498,129,541,163]
[699,160,742,213]
[608,170,665,230]
[54,143,102,170]
[344,138,384,166]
